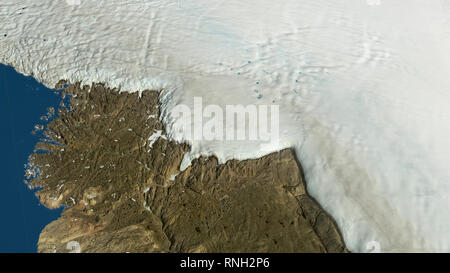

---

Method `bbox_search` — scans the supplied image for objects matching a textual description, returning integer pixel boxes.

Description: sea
[0,63,63,252]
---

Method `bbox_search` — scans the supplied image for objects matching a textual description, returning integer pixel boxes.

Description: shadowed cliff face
[29,82,347,253]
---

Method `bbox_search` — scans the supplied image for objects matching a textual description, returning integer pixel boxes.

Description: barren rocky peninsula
[27,82,347,253]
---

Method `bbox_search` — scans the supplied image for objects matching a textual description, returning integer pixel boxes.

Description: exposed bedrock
[31,82,347,253]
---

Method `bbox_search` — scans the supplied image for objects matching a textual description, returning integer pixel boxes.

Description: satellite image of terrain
[1,0,450,258]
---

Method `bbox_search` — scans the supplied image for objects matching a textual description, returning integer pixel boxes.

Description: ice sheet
[2,0,450,252]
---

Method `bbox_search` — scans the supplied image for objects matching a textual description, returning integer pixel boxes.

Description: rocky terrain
[27,82,347,253]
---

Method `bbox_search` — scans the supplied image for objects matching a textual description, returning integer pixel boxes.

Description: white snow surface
[2,0,450,252]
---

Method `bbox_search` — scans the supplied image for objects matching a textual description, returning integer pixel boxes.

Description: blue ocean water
[0,64,63,253]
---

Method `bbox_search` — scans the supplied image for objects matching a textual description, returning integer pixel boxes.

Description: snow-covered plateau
[2,0,450,252]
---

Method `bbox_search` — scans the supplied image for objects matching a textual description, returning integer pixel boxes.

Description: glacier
[2,0,450,252]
